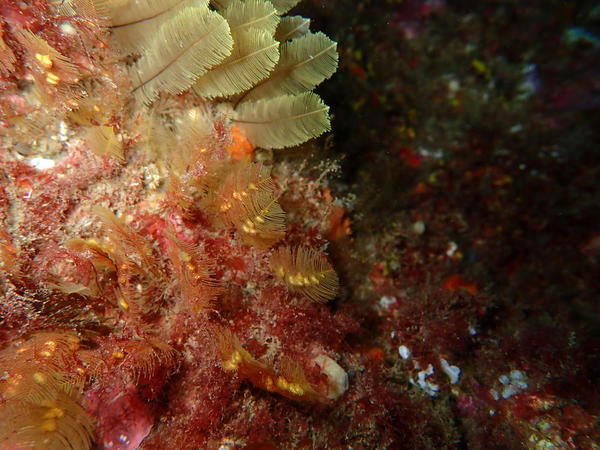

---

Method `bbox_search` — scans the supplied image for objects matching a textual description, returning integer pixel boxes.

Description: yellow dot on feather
[34,53,53,68]
[43,407,64,419]
[40,419,57,432]
[32,372,46,384]
[288,383,304,395]
[118,298,129,310]
[276,376,289,390]
[46,72,60,85]
[265,376,274,390]
[223,351,242,371]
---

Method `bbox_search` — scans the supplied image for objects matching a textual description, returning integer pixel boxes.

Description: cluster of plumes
[72,0,338,149]
[0,332,93,449]
[0,0,341,448]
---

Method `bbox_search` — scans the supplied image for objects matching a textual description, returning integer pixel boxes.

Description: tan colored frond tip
[213,0,298,16]
[193,28,280,99]
[210,0,232,9]
[130,5,233,105]
[101,0,208,54]
[270,245,339,303]
[84,125,124,162]
[220,0,280,36]
[241,31,338,102]
[57,0,105,22]
[275,15,310,42]
[271,0,301,14]
[233,91,330,149]
[93,0,207,27]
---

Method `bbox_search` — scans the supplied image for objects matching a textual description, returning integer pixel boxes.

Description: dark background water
[287,1,600,445]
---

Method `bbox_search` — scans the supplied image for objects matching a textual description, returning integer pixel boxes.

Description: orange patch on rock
[443,274,478,295]
[326,204,352,241]
[227,126,254,161]
[367,347,384,362]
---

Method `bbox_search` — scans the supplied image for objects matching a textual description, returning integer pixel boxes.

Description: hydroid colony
[0,0,344,447]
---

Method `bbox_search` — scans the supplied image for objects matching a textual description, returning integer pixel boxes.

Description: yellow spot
[112,351,125,359]
[40,419,57,432]
[255,215,265,224]
[471,59,491,78]
[180,250,192,262]
[43,407,64,419]
[118,297,129,310]
[39,340,57,357]
[35,53,53,69]
[242,219,257,234]
[93,105,101,112]
[288,383,304,395]
[67,336,80,350]
[32,372,46,384]
[7,374,23,386]
[44,340,57,350]
[276,376,289,390]
[223,351,242,371]
[46,72,60,85]
[265,376,274,390]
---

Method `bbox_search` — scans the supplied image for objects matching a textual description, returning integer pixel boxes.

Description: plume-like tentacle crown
[76,0,339,149]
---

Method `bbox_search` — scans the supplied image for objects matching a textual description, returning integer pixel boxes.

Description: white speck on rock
[440,358,461,384]
[446,241,458,257]
[313,354,349,400]
[398,345,411,360]
[412,220,425,235]
[28,157,55,170]
[411,364,439,397]
[495,369,529,399]
[60,22,77,35]
[379,295,397,310]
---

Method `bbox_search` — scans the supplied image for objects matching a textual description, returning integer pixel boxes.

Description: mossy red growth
[7,0,599,448]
